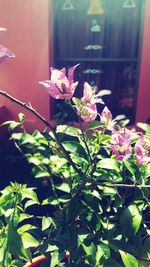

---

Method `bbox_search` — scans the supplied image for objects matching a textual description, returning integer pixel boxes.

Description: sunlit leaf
[119,250,138,267]
[97,158,120,172]
[120,205,142,237]
[42,216,53,231]
[21,232,39,248]
[55,183,70,193]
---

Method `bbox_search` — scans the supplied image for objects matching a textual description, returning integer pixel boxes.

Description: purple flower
[39,64,79,100]
[100,106,112,125]
[73,82,104,123]
[78,104,97,123]
[0,45,15,64]
[135,134,149,166]
[82,82,104,105]
[111,128,132,161]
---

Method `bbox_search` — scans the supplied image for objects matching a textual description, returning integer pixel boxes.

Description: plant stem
[47,166,62,210]
[75,181,150,199]
[98,183,150,189]
[66,100,92,162]
[78,116,92,163]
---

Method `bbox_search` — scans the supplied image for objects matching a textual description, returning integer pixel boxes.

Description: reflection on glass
[54,0,142,58]
[62,0,74,10]
[123,0,136,8]
[53,0,144,123]
[87,0,104,15]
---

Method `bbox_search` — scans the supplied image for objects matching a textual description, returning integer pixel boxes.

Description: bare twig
[75,182,150,199]
[103,183,150,189]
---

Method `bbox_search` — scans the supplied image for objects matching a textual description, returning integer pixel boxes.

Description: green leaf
[87,120,102,130]
[0,192,13,215]
[18,113,25,123]
[96,243,110,264]
[12,132,35,145]
[21,232,39,248]
[32,130,46,140]
[34,170,50,178]
[55,183,70,193]
[123,159,136,176]
[56,125,81,137]
[137,122,150,133]
[82,242,96,265]
[78,233,89,243]
[82,242,96,256]
[143,237,150,257]
[90,189,101,200]
[12,207,20,227]
[22,188,39,202]
[71,154,88,169]
[8,224,23,256]
[18,224,37,234]
[101,186,117,196]
[0,246,5,263]
[42,216,53,231]
[96,89,111,97]
[97,158,120,172]
[144,163,150,178]
[115,114,126,121]
[63,141,87,159]
[72,97,82,107]
[21,247,32,262]
[24,200,39,210]
[0,238,7,263]
[19,213,33,222]
[58,196,70,203]
[50,155,67,171]
[28,157,41,166]
[0,120,21,130]
[42,197,59,206]
[50,250,65,267]
[119,250,138,267]
[119,119,130,127]
[120,205,142,237]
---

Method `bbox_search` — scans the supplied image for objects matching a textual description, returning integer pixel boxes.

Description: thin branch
[0,90,84,177]
[79,117,92,162]
[75,182,150,199]
[0,90,53,130]
[104,183,150,189]
[66,99,92,162]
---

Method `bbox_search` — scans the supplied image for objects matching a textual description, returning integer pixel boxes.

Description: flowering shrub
[0,46,150,267]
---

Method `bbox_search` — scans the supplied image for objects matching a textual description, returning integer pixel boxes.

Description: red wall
[0,0,150,132]
[136,0,150,124]
[0,0,52,132]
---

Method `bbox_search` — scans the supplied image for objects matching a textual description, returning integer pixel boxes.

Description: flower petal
[50,67,66,82]
[68,64,80,84]
[39,80,62,99]
[0,45,15,63]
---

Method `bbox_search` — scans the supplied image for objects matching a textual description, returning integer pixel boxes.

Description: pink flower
[78,104,97,123]
[111,128,132,161]
[73,82,104,123]
[135,134,149,166]
[100,106,112,125]
[82,82,104,105]
[39,64,79,100]
[0,45,15,64]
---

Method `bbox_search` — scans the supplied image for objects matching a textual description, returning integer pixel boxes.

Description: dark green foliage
[0,117,150,266]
